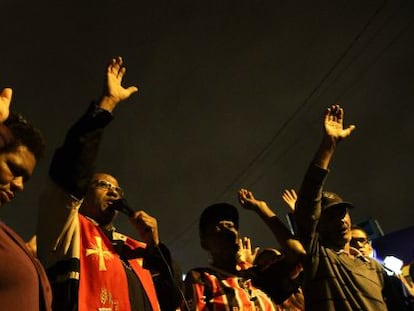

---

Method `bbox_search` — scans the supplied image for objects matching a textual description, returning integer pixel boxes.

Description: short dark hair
[3,112,46,160]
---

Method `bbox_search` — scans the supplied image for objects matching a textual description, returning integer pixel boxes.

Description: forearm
[255,204,305,260]
[256,204,291,244]
[313,137,336,169]
[49,103,113,198]
[294,162,329,248]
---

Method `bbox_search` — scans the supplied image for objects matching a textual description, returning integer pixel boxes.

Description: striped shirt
[295,164,388,311]
[184,267,278,311]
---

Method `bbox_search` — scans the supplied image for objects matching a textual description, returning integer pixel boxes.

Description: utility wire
[167,0,388,247]
[211,0,389,201]
[248,0,413,189]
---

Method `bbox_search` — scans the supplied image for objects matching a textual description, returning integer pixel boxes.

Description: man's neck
[324,239,350,253]
[211,259,238,275]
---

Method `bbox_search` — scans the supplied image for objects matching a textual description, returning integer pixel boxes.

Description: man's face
[319,205,352,248]
[201,220,240,260]
[82,173,123,225]
[0,145,36,207]
[350,228,373,257]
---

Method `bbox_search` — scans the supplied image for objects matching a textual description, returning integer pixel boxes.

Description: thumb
[343,124,356,138]
[0,88,13,101]
[253,247,260,257]
[126,86,138,97]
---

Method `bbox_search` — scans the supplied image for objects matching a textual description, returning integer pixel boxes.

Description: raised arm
[294,104,355,244]
[49,57,137,198]
[99,57,138,113]
[238,188,305,264]
[38,57,137,266]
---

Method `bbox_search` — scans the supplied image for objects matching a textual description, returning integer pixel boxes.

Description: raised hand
[323,104,356,143]
[238,188,268,212]
[0,88,12,122]
[236,237,259,267]
[129,210,159,246]
[100,57,138,112]
[282,189,297,213]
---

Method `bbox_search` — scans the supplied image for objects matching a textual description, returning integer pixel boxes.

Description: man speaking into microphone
[36,57,182,311]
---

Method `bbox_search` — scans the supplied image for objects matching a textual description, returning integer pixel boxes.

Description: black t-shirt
[103,227,153,311]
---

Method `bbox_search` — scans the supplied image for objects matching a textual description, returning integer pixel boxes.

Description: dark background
[1,0,413,272]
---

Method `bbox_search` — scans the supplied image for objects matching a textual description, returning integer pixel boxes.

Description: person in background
[350,226,414,310]
[350,225,374,257]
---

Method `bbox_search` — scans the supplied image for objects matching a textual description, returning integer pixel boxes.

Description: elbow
[285,239,307,262]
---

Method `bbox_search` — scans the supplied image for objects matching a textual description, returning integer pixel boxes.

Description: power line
[248,0,414,189]
[212,0,389,200]
[167,1,389,247]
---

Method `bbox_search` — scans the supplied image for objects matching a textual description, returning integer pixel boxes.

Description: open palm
[324,104,355,141]
[105,57,138,102]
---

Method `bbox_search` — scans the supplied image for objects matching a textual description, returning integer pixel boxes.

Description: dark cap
[321,191,354,212]
[199,203,239,235]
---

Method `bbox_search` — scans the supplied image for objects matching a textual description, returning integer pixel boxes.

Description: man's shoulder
[185,267,222,284]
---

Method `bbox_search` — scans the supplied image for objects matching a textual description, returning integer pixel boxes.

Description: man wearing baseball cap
[184,189,306,310]
[294,105,388,311]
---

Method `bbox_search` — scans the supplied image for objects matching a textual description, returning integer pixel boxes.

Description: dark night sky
[1,0,413,272]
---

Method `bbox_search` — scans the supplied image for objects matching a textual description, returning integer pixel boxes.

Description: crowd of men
[0,57,413,310]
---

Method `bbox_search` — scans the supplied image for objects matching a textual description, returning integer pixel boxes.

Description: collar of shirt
[337,247,370,262]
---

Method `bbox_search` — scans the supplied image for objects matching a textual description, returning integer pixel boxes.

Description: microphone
[111,198,135,217]
[112,199,152,233]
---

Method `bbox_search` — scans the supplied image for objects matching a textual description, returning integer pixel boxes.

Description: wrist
[98,95,120,113]
[321,136,337,151]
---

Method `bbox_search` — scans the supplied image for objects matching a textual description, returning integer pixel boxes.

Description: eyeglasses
[350,237,369,245]
[90,180,124,197]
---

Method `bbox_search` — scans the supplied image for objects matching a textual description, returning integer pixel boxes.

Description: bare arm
[238,188,305,264]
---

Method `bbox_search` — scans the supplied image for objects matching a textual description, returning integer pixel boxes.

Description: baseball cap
[199,203,239,235]
[321,191,354,212]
